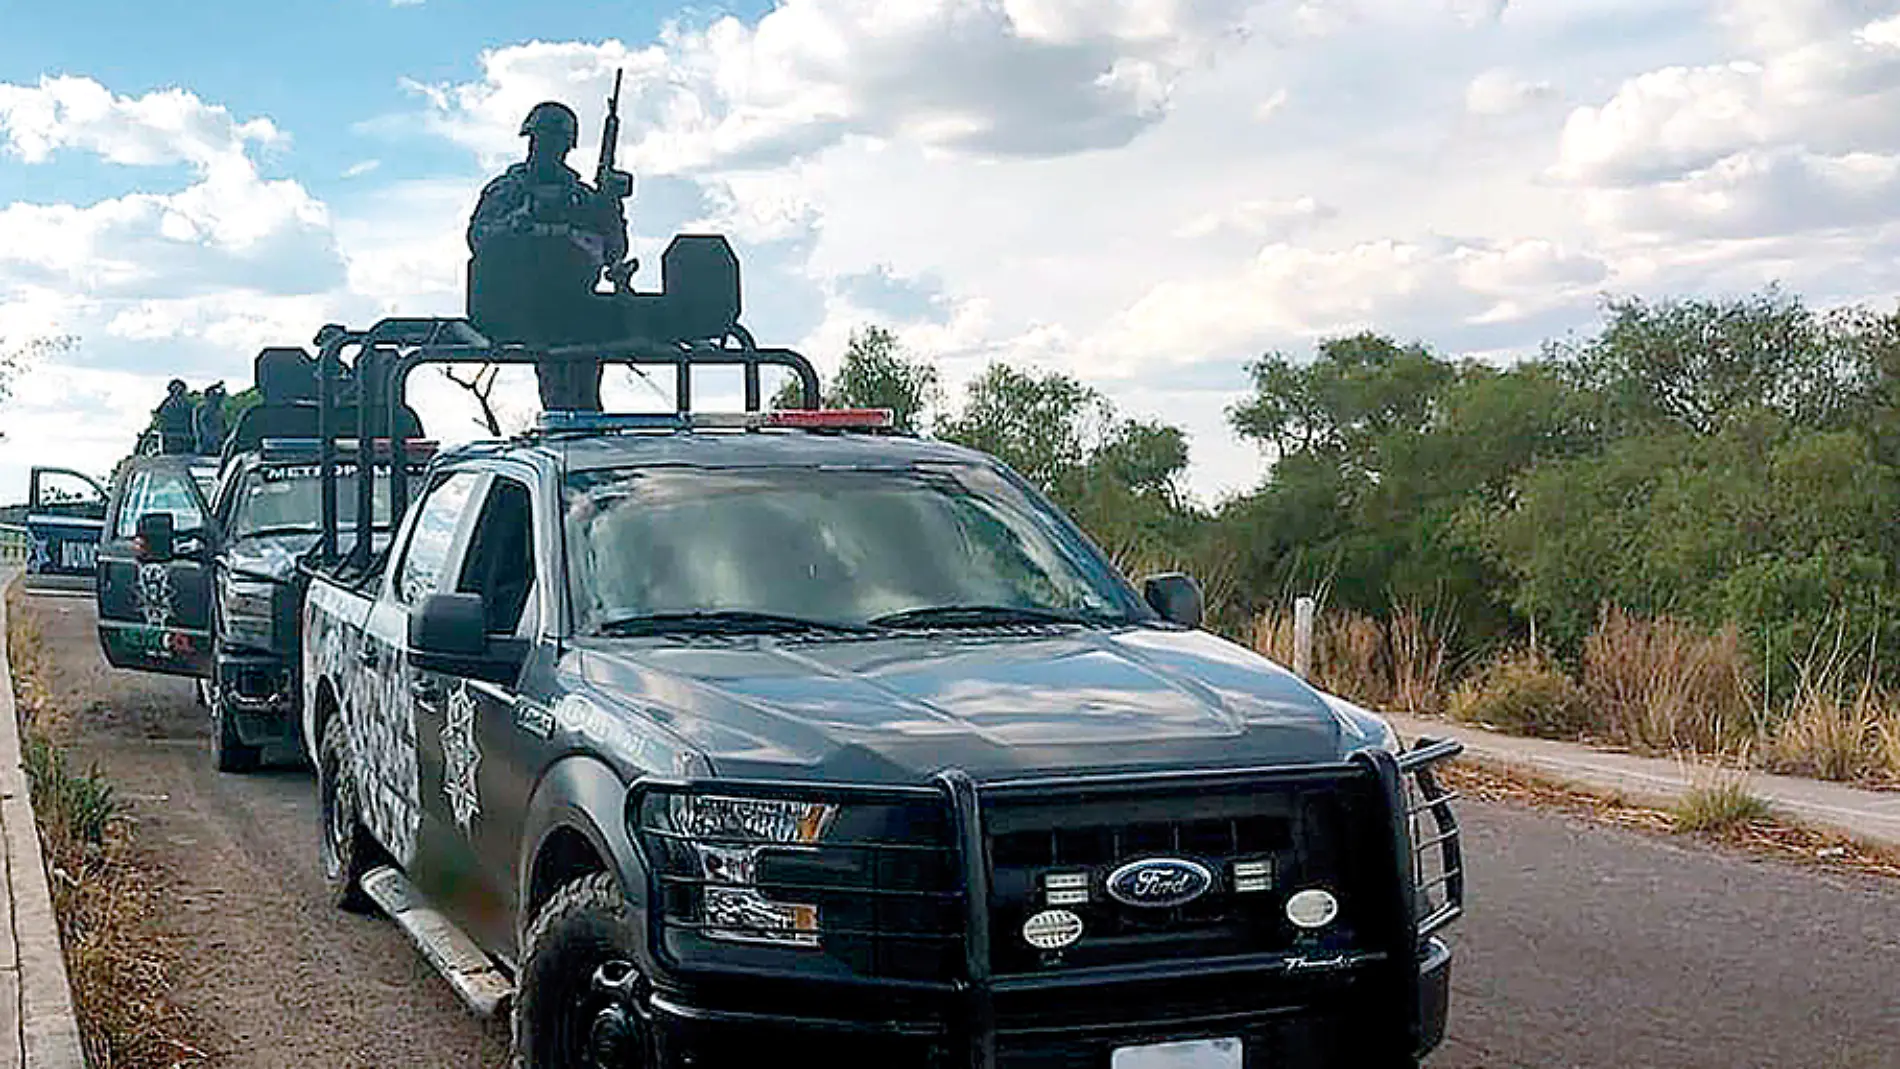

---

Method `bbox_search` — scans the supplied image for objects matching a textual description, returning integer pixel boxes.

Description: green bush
[23,736,119,848]
[1448,649,1596,739]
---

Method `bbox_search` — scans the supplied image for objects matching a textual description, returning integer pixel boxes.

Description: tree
[774,325,943,432]
[935,363,1113,500]
[1551,288,1879,437]
[0,335,74,408]
[443,365,505,436]
[1227,332,1459,471]
[827,326,942,433]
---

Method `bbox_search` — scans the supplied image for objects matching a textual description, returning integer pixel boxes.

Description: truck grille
[983,775,1391,977]
[633,738,1464,1006]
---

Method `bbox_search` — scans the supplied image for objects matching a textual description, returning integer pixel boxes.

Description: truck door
[95,459,216,677]
[350,468,485,877]
[24,466,108,582]
[406,471,547,954]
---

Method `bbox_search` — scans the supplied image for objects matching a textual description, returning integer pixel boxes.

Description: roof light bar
[536,412,690,434]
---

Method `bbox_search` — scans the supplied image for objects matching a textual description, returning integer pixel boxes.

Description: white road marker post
[1293,596,1316,681]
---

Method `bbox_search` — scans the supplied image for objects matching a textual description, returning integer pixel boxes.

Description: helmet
[519,101,579,144]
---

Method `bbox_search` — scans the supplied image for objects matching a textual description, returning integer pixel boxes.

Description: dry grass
[1448,647,1595,739]
[1581,606,1758,754]
[7,588,208,1068]
[1251,601,1391,708]
[1770,683,1888,783]
[1761,628,1900,787]
[1275,597,1900,789]
[1388,601,1457,716]
[1669,772,1773,834]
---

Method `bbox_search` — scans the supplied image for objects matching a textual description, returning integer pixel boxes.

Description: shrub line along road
[15,587,1900,1068]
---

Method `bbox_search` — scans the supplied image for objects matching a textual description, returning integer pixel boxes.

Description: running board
[361,865,514,1019]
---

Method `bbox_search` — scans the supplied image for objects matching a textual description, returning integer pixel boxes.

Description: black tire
[512,871,647,1069]
[316,714,382,913]
[211,689,263,775]
[208,644,262,773]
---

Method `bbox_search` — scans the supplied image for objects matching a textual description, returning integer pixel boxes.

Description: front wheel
[208,648,262,773]
[512,871,648,1069]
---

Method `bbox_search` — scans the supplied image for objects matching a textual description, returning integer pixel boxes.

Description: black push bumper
[640,936,1453,1067]
[214,649,300,746]
[622,739,1466,1068]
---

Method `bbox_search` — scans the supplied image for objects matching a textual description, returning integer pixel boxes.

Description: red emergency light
[762,409,896,430]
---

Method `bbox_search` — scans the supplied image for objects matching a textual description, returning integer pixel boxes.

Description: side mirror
[134,512,175,563]
[410,592,488,659]
[408,593,528,685]
[1141,573,1204,630]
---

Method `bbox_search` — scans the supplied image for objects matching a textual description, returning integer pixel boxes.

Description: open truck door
[23,467,108,581]
[95,456,217,677]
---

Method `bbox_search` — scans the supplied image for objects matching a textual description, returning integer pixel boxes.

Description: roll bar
[310,317,823,569]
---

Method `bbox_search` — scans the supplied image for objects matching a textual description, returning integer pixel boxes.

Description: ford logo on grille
[1104,857,1214,909]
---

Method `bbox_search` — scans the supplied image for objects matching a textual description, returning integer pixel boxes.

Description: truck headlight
[664,795,837,949]
[220,576,276,651]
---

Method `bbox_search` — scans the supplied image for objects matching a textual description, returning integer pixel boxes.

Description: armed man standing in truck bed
[465,73,637,412]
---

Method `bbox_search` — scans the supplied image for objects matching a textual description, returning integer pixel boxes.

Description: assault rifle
[595,69,637,293]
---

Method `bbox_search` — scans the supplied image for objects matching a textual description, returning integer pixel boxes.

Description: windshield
[563,463,1149,634]
[230,463,397,539]
[191,466,219,500]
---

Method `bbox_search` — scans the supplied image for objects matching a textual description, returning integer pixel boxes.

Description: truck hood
[223,532,321,583]
[571,625,1394,784]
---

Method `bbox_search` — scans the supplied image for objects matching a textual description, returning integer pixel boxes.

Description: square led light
[1044,871,1090,905]
[1232,858,1274,894]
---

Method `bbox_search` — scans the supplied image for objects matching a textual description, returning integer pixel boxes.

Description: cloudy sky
[6,0,1900,509]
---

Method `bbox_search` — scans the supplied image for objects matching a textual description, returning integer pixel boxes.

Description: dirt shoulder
[11,587,510,1067]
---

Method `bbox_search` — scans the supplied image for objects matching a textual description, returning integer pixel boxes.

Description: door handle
[357,645,379,669]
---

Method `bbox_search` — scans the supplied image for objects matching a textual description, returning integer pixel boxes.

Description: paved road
[20,590,1900,1067]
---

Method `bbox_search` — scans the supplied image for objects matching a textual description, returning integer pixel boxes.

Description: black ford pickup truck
[297,309,1465,1069]
[94,346,425,772]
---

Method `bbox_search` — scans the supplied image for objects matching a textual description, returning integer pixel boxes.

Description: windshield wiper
[867,604,1128,629]
[595,610,878,637]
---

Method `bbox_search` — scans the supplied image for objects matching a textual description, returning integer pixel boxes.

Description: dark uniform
[154,379,196,455]
[466,101,631,412]
[194,382,227,455]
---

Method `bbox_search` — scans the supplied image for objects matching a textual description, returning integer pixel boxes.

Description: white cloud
[0,74,284,169]
[1586,146,1900,240]
[392,0,1258,176]
[1465,68,1557,116]
[1555,5,1900,188]
[0,76,342,319]
[1099,237,1609,370]
[1175,196,1337,240]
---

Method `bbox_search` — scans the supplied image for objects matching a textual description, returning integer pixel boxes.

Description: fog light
[1285,888,1339,929]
